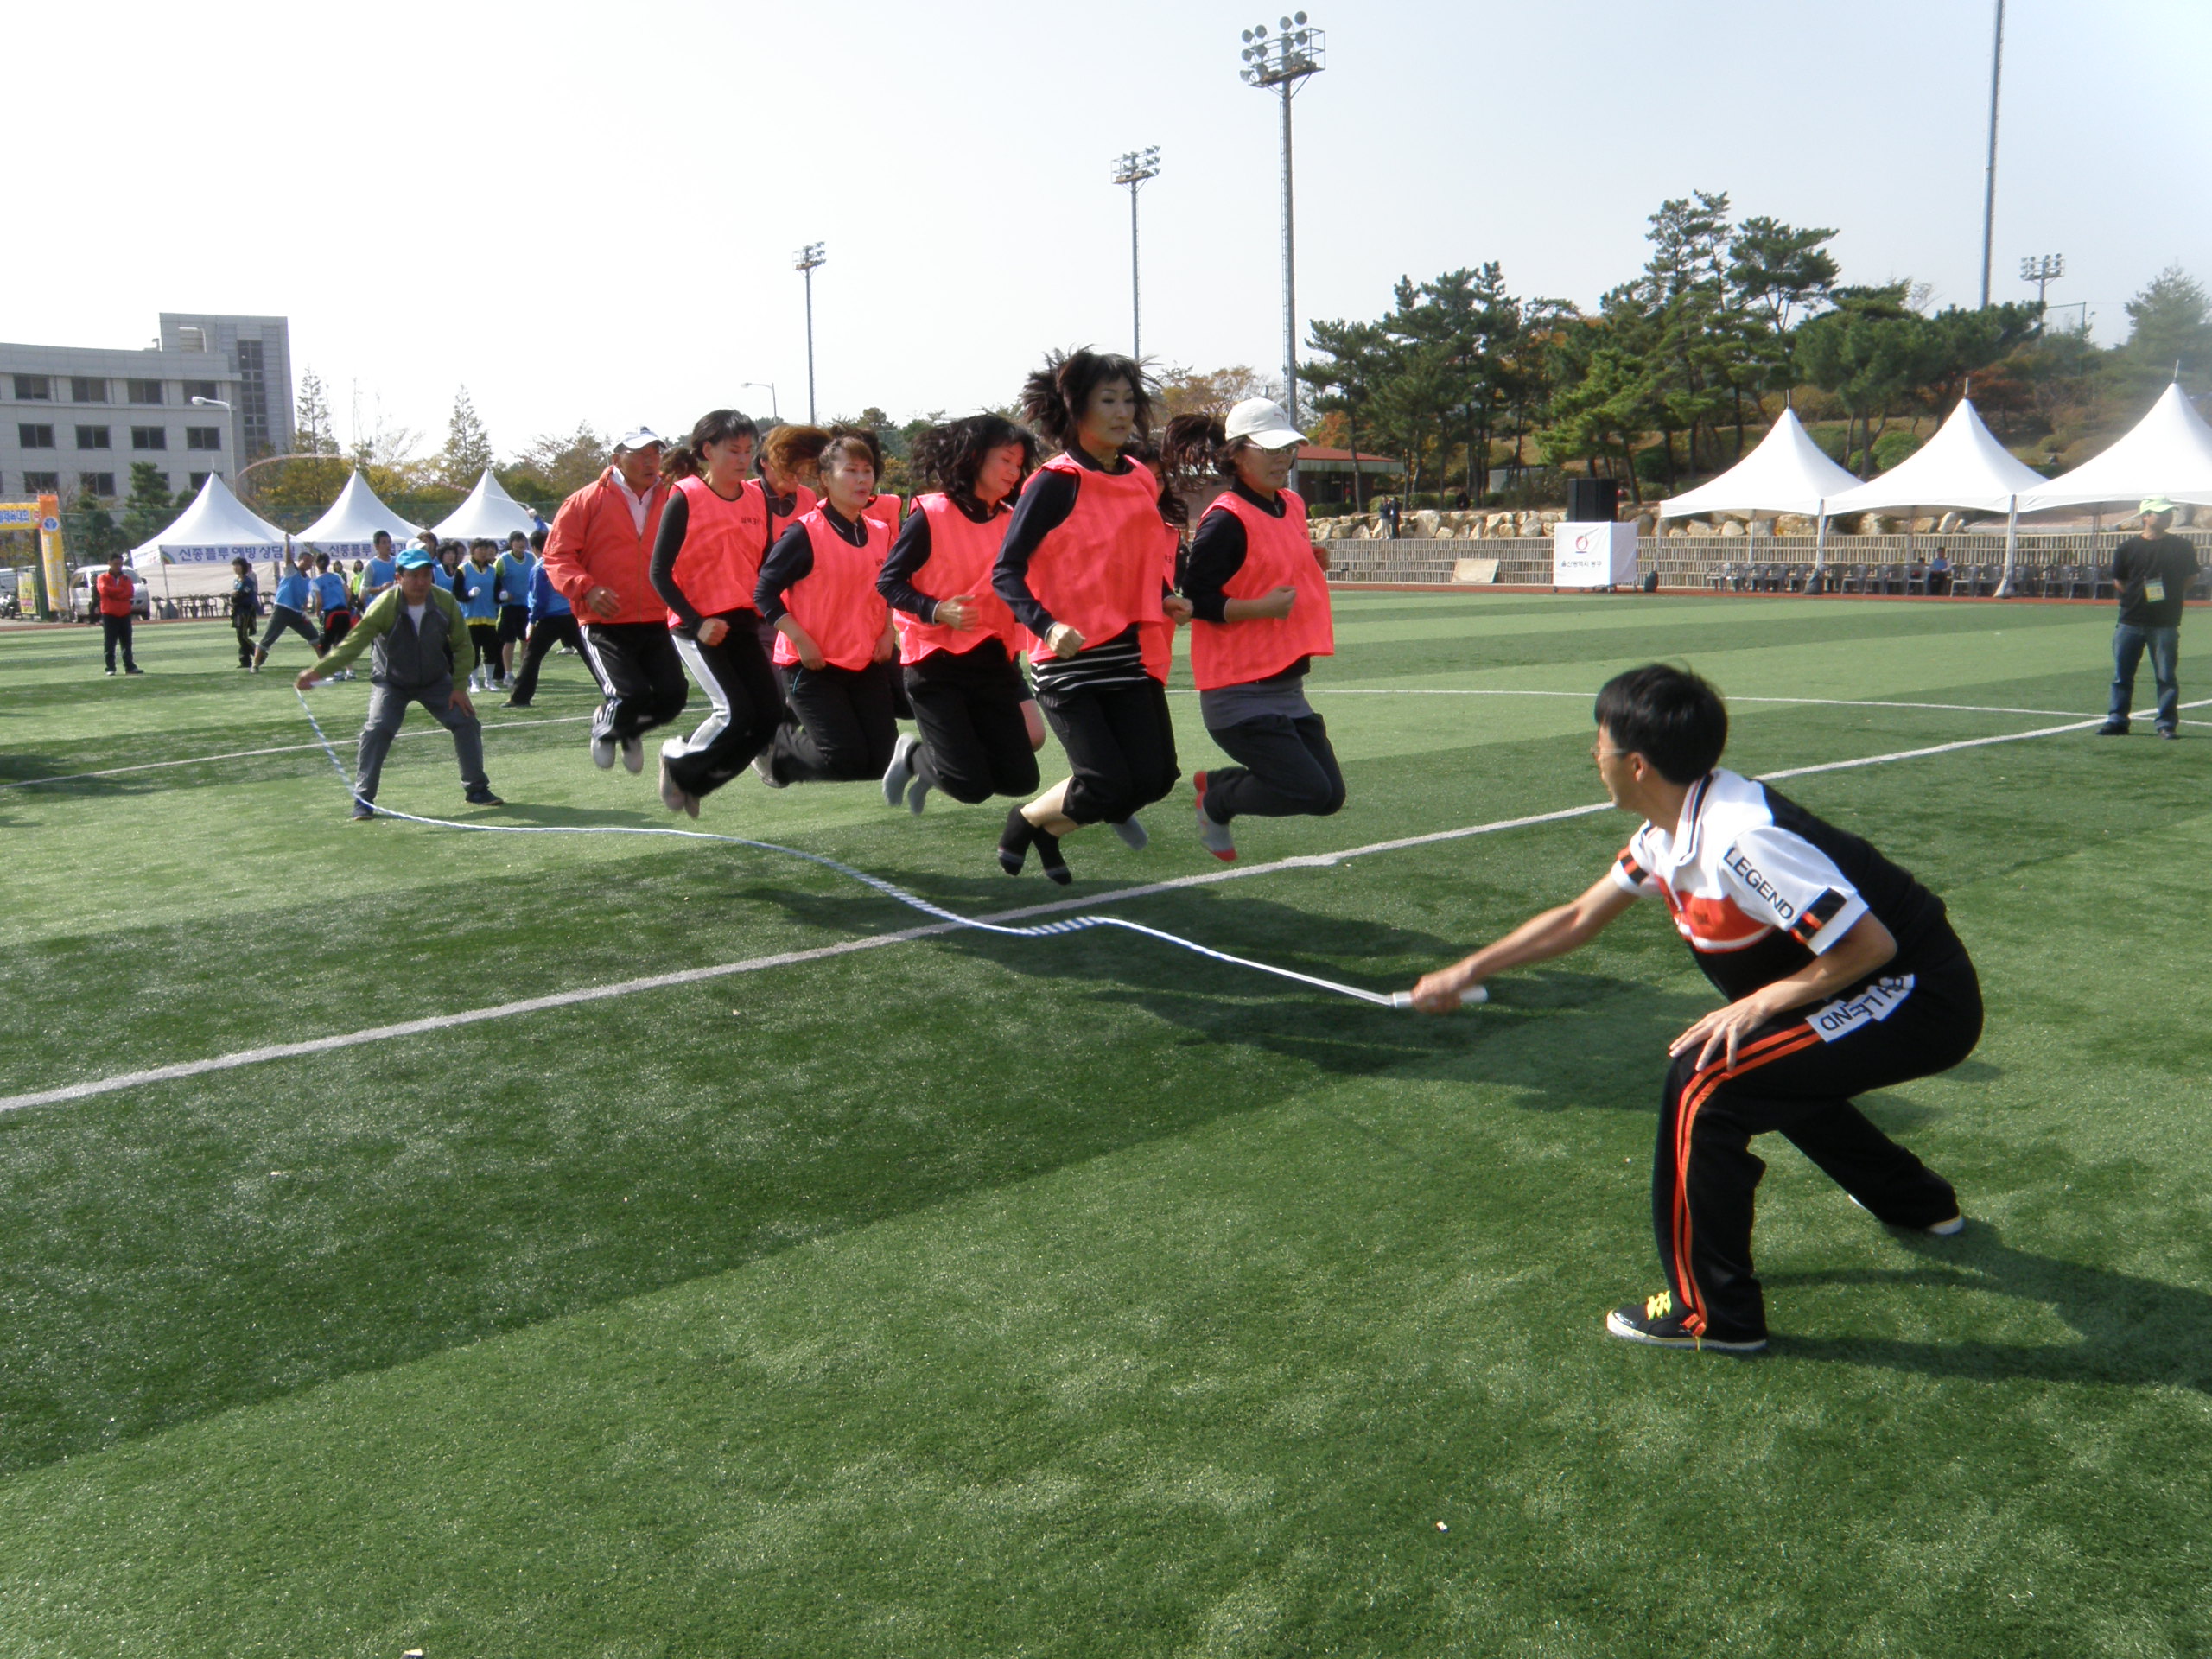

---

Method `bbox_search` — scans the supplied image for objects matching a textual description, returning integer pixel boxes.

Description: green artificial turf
[0,596,2207,1656]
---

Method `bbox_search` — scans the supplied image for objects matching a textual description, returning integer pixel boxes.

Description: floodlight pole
[2019,253,2063,319]
[1979,0,2005,308]
[741,381,780,422]
[1242,16,1324,492]
[795,243,826,423]
[1111,147,1161,358]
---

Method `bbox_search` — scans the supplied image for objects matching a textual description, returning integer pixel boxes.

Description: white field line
[0,709,2149,1118]
[0,713,592,790]
[7,690,2190,792]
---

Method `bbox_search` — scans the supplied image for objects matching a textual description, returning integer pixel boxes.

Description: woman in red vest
[1161,401,1342,864]
[752,431,900,786]
[749,424,830,658]
[990,349,1190,884]
[648,409,785,817]
[877,414,1045,812]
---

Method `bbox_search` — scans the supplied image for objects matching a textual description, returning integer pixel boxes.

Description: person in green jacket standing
[296,545,505,820]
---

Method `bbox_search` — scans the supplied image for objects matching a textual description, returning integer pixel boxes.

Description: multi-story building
[0,313,292,504]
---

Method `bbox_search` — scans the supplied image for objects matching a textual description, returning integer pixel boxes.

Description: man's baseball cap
[396,546,435,569]
[2140,496,2177,516]
[1224,398,1307,451]
[613,427,666,452]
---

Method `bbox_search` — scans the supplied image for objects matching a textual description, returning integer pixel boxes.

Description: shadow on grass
[1772,1223,2212,1390]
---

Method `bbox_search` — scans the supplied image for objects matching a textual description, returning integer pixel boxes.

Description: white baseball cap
[613,426,666,452]
[1224,398,1307,451]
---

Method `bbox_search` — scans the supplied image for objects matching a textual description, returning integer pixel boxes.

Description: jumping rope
[294,688,1483,1013]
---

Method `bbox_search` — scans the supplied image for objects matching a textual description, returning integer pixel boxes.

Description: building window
[79,472,117,499]
[12,375,52,400]
[126,378,164,404]
[130,426,168,451]
[186,426,222,451]
[182,379,219,404]
[188,471,218,492]
[71,377,109,403]
[236,339,270,458]
[17,423,55,448]
[176,326,207,353]
[22,471,59,493]
[76,424,111,449]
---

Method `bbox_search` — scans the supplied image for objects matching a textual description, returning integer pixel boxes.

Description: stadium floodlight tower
[1111,146,1162,359]
[1240,13,1324,486]
[794,242,826,423]
[1979,0,2005,307]
[2020,253,2063,319]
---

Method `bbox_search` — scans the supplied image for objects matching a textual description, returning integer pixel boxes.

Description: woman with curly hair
[876,414,1047,813]
[1159,400,1342,863]
[989,347,1190,884]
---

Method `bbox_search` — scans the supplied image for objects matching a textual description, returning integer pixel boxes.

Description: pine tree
[439,386,495,488]
[119,462,178,547]
[295,371,340,457]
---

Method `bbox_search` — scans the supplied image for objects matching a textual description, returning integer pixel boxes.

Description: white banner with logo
[1551,522,1639,588]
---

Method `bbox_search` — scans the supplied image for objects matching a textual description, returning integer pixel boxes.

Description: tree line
[1298,189,2212,509]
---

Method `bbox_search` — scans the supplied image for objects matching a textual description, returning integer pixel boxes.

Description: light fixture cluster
[1238,14,1324,87]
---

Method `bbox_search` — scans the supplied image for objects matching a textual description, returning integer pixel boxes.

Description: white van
[69,566,151,621]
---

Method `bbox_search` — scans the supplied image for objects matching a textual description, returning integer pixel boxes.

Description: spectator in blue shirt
[311,555,358,676]
[360,531,399,609]
[493,530,536,683]
[454,537,505,690]
[508,526,582,708]
[251,551,321,673]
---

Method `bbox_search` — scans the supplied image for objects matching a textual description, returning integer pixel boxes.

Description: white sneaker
[1192,772,1237,862]
[620,736,645,774]
[906,747,938,816]
[1112,815,1148,851]
[591,734,617,769]
[752,751,786,789]
[882,732,920,807]
[658,758,689,816]
[1849,1194,1964,1236]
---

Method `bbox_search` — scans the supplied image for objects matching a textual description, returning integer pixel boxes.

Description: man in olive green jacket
[296,547,504,820]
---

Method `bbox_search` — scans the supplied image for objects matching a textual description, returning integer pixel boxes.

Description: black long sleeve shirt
[990,446,1177,638]
[878,494,1009,622]
[645,486,702,626]
[1181,480,1289,624]
[754,504,870,623]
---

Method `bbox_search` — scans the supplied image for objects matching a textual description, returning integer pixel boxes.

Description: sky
[13,0,2207,460]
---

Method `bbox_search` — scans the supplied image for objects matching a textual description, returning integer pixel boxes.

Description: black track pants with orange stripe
[1654,951,1982,1341]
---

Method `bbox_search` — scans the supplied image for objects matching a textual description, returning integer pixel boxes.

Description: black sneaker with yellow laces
[1604,1289,1766,1352]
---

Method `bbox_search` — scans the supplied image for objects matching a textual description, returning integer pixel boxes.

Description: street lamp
[794,243,826,423]
[1111,146,1161,359]
[1240,13,1324,486]
[2019,252,2063,316]
[741,381,781,422]
[1979,0,2005,308]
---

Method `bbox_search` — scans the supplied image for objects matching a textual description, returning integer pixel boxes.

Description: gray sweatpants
[354,678,486,803]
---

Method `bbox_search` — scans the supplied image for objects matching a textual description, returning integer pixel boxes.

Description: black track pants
[101,614,136,671]
[1034,676,1178,825]
[904,641,1039,804]
[232,606,257,666]
[257,606,318,656]
[1655,951,1981,1341]
[767,660,899,785]
[1201,710,1346,821]
[581,622,688,744]
[667,613,786,798]
[508,613,583,704]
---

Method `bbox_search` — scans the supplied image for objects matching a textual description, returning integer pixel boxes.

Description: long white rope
[294,688,1434,1011]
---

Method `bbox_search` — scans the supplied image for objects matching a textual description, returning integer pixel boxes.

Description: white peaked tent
[126,473,291,600]
[1657,408,1863,582]
[1826,400,2052,593]
[429,469,537,541]
[295,471,421,556]
[2017,384,2212,512]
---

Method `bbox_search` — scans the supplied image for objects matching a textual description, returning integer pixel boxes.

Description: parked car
[68,566,152,621]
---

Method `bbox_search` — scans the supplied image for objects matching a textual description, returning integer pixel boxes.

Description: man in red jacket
[542,427,687,772]
[95,553,143,677]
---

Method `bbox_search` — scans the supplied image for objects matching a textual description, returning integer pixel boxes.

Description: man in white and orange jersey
[1408,664,1980,1354]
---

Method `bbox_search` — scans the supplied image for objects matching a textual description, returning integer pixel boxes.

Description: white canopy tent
[1657,408,1861,582]
[429,469,537,542]
[1824,399,2051,593]
[295,471,421,557]
[2017,384,2212,513]
[125,473,292,601]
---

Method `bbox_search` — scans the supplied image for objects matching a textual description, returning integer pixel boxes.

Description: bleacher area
[1325,531,2212,594]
